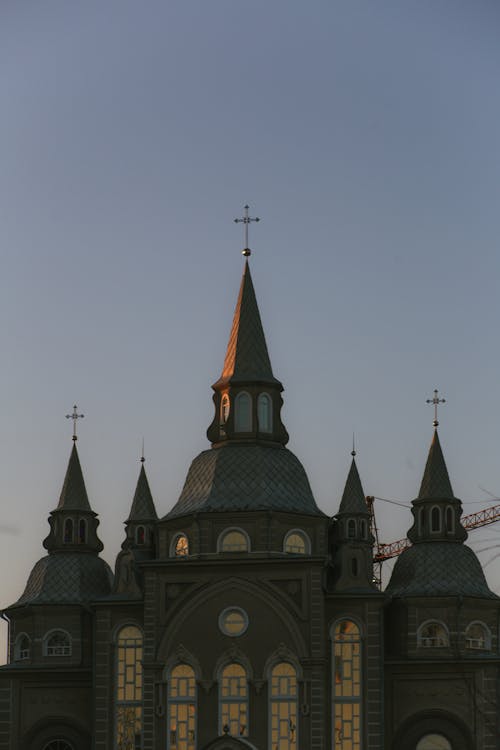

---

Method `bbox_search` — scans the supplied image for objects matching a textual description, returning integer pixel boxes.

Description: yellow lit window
[168,664,196,750]
[220,663,248,737]
[270,662,298,750]
[333,620,361,750]
[116,625,143,750]
[220,530,249,553]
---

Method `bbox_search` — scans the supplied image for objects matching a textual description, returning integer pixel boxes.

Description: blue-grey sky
[1,1,500,658]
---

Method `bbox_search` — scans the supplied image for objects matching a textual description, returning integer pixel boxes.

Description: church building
[1,244,499,750]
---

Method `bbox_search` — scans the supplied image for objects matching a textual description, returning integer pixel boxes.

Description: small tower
[329,450,376,591]
[113,456,158,596]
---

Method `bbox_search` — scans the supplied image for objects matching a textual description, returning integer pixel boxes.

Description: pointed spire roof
[338,458,369,515]
[127,463,158,522]
[57,443,91,511]
[418,429,455,499]
[215,261,280,387]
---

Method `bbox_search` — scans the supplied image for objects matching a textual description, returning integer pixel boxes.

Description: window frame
[170,532,190,557]
[43,629,72,657]
[114,624,144,750]
[464,620,491,651]
[331,618,363,750]
[167,663,197,750]
[14,632,30,661]
[283,529,311,555]
[218,662,249,738]
[417,620,450,649]
[218,527,251,553]
[257,392,272,433]
[268,661,298,750]
[234,391,252,432]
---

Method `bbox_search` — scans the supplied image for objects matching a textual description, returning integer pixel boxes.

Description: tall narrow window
[136,526,146,545]
[235,392,252,432]
[78,518,87,544]
[63,518,74,543]
[15,633,30,661]
[445,507,454,533]
[431,507,441,532]
[333,620,361,750]
[257,393,272,433]
[220,663,248,737]
[168,664,196,750]
[347,520,356,539]
[270,662,298,750]
[221,395,230,424]
[116,625,143,750]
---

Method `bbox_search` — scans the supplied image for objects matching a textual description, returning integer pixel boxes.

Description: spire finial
[66,404,84,441]
[426,388,446,427]
[234,204,260,255]
[351,433,356,457]
[141,437,145,463]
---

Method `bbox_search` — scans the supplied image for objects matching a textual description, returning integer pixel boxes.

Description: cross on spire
[66,404,84,441]
[234,204,260,256]
[426,389,446,428]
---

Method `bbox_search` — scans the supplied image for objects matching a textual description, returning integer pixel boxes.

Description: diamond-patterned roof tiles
[14,553,113,605]
[166,444,324,518]
[127,464,158,521]
[57,443,91,511]
[338,458,369,515]
[386,542,497,598]
[216,261,280,386]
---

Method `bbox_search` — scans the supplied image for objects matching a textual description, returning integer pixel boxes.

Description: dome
[166,444,324,518]
[15,553,113,605]
[386,542,497,599]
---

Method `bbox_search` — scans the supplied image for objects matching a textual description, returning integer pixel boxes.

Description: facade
[1,257,499,750]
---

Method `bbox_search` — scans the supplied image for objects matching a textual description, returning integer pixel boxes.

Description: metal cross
[66,404,84,441]
[234,204,260,256]
[426,389,446,427]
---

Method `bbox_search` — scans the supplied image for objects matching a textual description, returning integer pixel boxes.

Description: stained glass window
[270,662,298,750]
[168,664,196,750]
[116,625,143,750]
[220,663,248,737]
[333,620,361,750]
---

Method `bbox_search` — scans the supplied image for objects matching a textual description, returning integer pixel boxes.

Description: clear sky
[1,1,500,660]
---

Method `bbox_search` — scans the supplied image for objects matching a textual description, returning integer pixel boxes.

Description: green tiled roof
[127,464,158,521]
[418,429,454,499]
[215,261,281,387]
[14,553,113,605]
[57,444,91,511]
[386,542,497,598]
[338,459,369,515]
[166,444,324,518]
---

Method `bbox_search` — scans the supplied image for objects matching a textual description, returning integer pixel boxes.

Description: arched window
[234,392,252,432]
[42,742,75,750]
[168,664,196,750]
[78,518,87,544]
[14,633,30,661]
[284,530,310,555]
[347,520,356,539]
[359,520,367,540]
[115,625,143,750]
[417,621,449,648]
[63,518,74,544]
[257,393,272,433]
[221,394,230,424]
[332,620,361,750]
[136,525,146,545]
[416,735,451,750]
[270,662,298,750]
[220,663,248,737]
[171,533,189,557]
[445,507,454,533]
[465,621,491,651]
[44,630,72,657]
[431,507,441,532]
[219,529,250,553]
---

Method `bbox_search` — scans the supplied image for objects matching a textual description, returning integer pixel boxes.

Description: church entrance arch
[201,737,259,750]
[392,711,473,750]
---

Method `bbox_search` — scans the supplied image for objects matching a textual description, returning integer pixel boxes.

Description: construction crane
[366,497,500,588]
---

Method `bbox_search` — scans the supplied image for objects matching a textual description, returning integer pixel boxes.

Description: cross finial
[66,404,84,441]
[426,389,446,428]
[234,204,260,256]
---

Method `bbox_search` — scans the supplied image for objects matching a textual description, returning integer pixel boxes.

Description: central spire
[207,258,288,446]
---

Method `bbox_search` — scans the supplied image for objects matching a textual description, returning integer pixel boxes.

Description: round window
[219,607,248,637]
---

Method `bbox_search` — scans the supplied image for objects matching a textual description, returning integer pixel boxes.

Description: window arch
[63,518,74,544]
[257,393,272,433]
[78,518,87,544]
[168,664,196,750]
[269,662,298,750]
[171,533,189,557]
[417,620,449,648]
[218,528,250,553]
[416,735,452,750]
[136,525,146,545]
[445,506,454,533]
[115,625,143,750]
[332,619,361,750]
[14,633,30,661]
[431,506,441,532]
[44,629,72,657]
[234,392,252,432]
[284,529,310,555]
[465,621,491,651]
[347,519,356,539]
[219,663,248,737]
[221,394,230,424]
